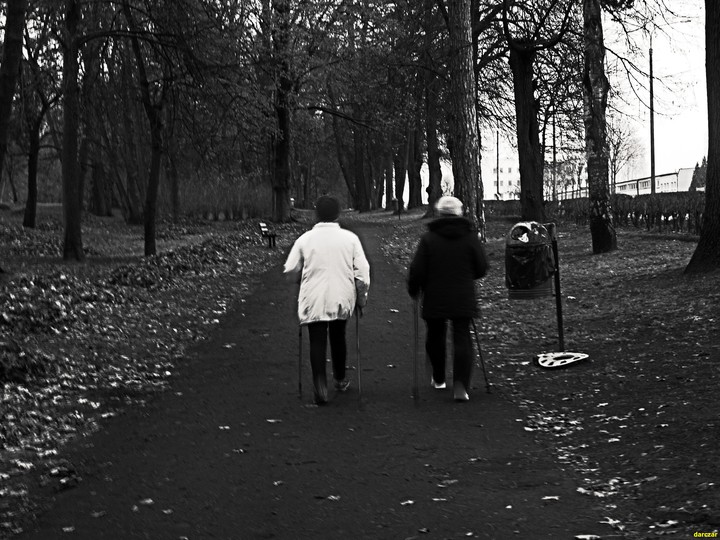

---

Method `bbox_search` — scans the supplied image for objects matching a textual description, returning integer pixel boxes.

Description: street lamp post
[650,33,656,194]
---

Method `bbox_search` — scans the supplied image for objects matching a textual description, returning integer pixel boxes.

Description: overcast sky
[608,0,707,179]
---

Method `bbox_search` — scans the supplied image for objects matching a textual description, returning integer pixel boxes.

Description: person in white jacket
[284,196,370,405]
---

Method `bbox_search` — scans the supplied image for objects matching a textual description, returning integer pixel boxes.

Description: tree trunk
[423,0,441,217]
[303,162,311,209]
[81,24,110,218]
[144,129,163,256]
[425,78,442,218]
[8,167,18,203]
[509,46,545,222]
[90,156,112,217]
[270,0,293,222]
[366,143,384,210]
[686,1,720,273]
[22,117,41,228]
[87,104,112,217]
[77,133,90,211]
[327,83,357,204]
[374,157,385,210]
[165,149,179,221]
[583,0,617,254]
[271,86,292,221]
[353,126,370,211]
[62,0,85,261]
[393,134,408,215]
[384,152,393,210]
[447,0,481,229]
[407,127,423,209]
[0,0,27,184]
[123,0,165,256]
[331,122,356,204]
[118,89,144,224]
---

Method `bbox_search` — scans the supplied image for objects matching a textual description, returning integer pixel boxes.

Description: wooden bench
[258,222,277,248]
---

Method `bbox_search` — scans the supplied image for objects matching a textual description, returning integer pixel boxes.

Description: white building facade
[615,167,694,196]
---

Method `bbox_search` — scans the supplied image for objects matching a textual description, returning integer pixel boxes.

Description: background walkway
[18,223,610,539]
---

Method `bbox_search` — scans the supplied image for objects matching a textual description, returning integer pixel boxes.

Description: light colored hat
[435,196,463,216]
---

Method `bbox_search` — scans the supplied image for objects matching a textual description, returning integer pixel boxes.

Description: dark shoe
[453,381,469,402]
[334,379,351,392]
[314,379,328,405]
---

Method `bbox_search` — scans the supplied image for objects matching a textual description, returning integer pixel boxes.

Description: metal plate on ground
[536,352,589,369]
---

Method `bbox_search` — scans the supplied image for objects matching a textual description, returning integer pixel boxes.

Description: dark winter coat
[407,217,489,319]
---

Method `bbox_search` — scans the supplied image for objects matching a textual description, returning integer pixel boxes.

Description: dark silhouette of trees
[689,157,707,192]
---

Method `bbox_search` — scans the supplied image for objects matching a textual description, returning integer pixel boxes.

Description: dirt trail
[17,222,611,540]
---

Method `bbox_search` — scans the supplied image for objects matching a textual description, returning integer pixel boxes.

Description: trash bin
[505,221,556,299]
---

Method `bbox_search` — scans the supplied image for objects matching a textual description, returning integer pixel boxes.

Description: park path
[17,222,611,540]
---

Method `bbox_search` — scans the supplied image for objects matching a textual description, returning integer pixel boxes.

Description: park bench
[258,222,277,248]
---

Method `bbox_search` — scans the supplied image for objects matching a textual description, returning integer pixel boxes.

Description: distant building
[615,167,694,196]
[479,129,697,201]
[481,135,521,200]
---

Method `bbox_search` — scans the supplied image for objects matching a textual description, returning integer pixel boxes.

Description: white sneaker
[453,381,469,402]
[431,378,446,389]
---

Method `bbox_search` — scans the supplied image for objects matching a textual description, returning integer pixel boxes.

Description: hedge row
[484,192,705,234]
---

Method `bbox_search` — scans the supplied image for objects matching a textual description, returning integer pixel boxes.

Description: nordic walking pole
[412,299,419,402]
[298,325,303,399]
[355,308,362,398]
[471,318,491,393]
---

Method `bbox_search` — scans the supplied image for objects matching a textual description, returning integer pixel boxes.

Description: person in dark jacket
[407,196,489,401]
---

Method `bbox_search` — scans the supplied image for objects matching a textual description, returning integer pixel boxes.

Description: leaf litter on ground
[0,209,308,537]
[2,207,719,539]
[381,211,720,539]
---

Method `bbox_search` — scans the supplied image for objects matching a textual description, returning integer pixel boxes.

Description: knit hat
[435,196,463,217]
[315,196,341,222]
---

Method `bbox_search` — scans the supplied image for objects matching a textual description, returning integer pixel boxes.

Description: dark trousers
[307,320,347,384]
[425,317,473,389]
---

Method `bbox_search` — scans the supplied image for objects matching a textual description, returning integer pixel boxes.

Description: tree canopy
[0,0,715,269]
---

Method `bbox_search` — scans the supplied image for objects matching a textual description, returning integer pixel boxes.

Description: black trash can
[505,221,556,299]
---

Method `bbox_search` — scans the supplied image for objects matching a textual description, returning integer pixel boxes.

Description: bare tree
[502,0,575,222]
[606,112,642,192]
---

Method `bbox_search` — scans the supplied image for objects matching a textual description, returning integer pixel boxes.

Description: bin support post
[546,223,565,352]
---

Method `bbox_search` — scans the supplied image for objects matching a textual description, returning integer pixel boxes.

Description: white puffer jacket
[284,223,370,325]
